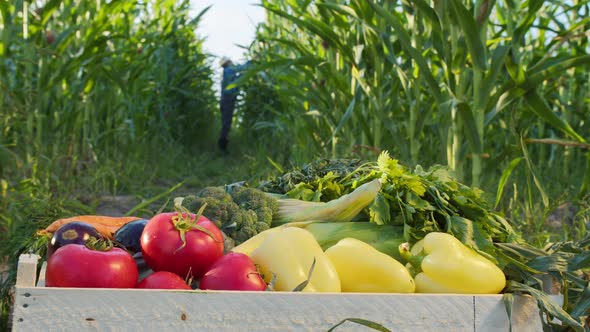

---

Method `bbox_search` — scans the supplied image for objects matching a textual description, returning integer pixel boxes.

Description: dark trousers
[219,95,237,150]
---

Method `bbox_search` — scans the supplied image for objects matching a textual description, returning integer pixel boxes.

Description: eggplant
[114,219,149,253]
[47,221,102,259]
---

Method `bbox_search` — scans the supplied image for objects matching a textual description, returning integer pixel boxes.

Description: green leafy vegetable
[261,151,521,256]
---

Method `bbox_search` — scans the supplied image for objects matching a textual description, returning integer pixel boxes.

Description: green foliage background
[236,0,590,247]
[240,0,590,196]
[1,0,590,330]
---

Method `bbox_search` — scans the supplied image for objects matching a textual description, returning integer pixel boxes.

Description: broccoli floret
[232,226,258,244]
[178,185,278,245]
[230,186,279,228]
[196,186,230,200]
[180,187,242,230]
[255,221,270,233]
[234,209,257,228]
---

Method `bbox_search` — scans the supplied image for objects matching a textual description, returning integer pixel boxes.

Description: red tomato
[45,244,138,288]
[140,212,224,279]
[199,252,267,291]
[137,271,191,290]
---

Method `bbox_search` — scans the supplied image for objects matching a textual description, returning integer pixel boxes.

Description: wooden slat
[11,287,546,332]
[474,295,542,332]
[36,261,47,287]
[15,254,39,288]
[12,256,552,331]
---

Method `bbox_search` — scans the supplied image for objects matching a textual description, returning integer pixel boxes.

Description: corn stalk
[247,0,589,198]
[0,0,216,183]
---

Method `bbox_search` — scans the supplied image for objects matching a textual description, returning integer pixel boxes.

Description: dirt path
[95,195,144,217]
[94,187,201,218]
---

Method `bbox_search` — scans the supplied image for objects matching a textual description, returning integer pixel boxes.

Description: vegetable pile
[178,185,278,245]
[35,151,590,331]
[261,151,522,253]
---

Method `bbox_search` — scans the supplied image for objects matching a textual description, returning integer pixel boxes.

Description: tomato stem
[85,237,114,252]
[172,203,221,253]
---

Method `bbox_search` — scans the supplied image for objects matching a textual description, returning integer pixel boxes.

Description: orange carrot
[38,215,143,239]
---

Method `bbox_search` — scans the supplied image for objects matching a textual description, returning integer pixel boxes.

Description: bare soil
[95,195,143,217]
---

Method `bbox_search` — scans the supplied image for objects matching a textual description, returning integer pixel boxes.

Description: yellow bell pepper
[325,238,415,293]
[231,226,282,256]
[401,232,506,294]
[231,221,316,256]
[250,227,341,292]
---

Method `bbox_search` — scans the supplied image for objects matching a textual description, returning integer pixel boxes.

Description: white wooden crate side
[474,295,543,332]
[12,255,547,332]
[12,288,482,332]
[15,254,39,287]
[36,261,46,287]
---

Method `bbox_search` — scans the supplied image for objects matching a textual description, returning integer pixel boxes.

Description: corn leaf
[232,56,318,88]
[502,293,514,332]
[496,242,549,260]
[526,255,568,273]
[523,90,586,143]
[495,157,523,208]
[292,257,316,292]
[39,0,62,26]
[332,95,356,139]
[505,49,525,85]
[327,318,392,332]
[456,100,483,155]
[316,3,358,19]
[480,45,510,114]
[506,281,585,331]
[188,5,211,26]
[486,55,590,120]
[580,153,590,198]
[0,1,10,26]
[520,136,549,208]
[485,87,526,123]
[569,283,590,321]
[448,0,487,71]
[408,0,444,56]
[263,4,354,62]
[367,1,443,104]
[526,55,590,93]
[512,0,544,52]
[495,247,544,275]
[568,250,590,271]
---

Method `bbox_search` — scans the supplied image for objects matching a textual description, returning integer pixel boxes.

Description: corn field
[2,0,590,328]
[1,0,216,187]
[240,0,590,202]
[1,2,218,326]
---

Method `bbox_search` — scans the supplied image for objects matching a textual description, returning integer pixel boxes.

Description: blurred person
[218,57,250,152]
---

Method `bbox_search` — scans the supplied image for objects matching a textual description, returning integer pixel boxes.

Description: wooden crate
[12,253,553,331]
